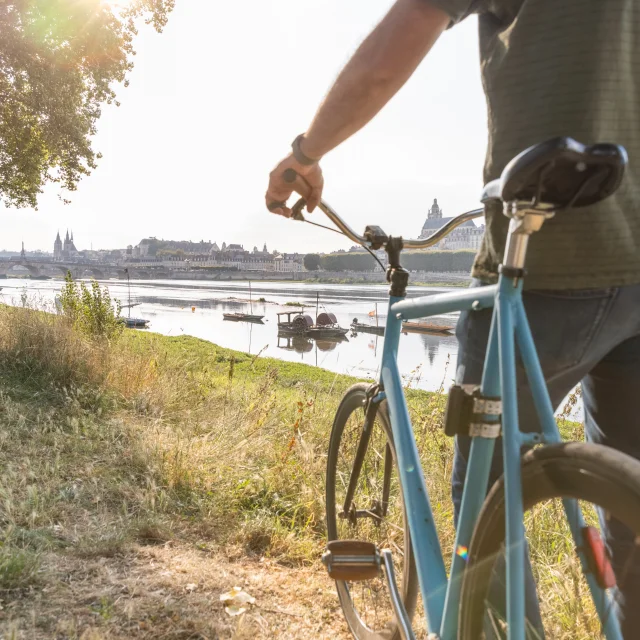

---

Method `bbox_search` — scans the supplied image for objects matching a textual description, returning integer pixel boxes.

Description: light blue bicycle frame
[379,272,623,639]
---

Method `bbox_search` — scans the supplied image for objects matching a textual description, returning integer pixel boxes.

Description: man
[265,0,640,635]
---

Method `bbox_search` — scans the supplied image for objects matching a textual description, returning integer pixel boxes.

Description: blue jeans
[452,282,640,638]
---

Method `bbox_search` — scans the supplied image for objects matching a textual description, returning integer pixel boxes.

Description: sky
[3,1,488,254]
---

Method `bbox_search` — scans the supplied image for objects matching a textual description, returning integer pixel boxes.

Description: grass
[0,302,602,638]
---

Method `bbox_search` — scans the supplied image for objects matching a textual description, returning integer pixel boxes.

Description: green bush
[59,273,122,340]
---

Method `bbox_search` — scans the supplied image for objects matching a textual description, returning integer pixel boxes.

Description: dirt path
[0,543,353,639]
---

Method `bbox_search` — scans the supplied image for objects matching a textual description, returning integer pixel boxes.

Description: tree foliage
[320,252,378,272]
[303,253,321,271]
[319,250,475,272]
[0,0,174,208]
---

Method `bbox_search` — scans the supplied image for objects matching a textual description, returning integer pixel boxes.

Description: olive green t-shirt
[428,0,640,289]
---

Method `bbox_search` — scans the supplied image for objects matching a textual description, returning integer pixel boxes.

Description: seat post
[502,201,556,272]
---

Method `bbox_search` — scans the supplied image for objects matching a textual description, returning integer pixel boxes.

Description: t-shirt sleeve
[424,0,482,26]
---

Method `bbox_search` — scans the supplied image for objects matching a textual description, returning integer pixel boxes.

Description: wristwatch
[291,134,319,166]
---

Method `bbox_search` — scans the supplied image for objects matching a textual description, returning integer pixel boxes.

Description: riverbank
[0,305,445,638]
[0,305,592,638]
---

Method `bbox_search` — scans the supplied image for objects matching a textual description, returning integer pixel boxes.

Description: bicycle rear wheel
[326,383,418,640]
[459,442,640,639]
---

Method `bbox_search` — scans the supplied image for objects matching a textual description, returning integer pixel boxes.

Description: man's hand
[265,153,324,218]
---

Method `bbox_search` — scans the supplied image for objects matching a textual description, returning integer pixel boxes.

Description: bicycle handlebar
[282,168,484,249]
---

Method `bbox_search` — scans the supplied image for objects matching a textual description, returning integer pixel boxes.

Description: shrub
[58,273,122,340]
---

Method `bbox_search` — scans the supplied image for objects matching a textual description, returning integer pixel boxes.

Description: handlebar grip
[283,168,298,184]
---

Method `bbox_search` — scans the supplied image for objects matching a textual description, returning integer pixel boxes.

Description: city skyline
[0,1,487,257]
[5,191,483,256]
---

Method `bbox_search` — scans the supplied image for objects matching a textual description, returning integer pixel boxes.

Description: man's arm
[266,0,450,216]
[302,0,450,159]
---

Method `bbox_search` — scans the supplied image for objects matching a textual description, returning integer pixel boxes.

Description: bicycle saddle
[481,137,627,209]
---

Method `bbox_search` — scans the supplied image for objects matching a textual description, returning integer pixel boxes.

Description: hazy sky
[3,1,488,254]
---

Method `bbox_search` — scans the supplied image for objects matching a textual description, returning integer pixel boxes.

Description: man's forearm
[301,0,450,160]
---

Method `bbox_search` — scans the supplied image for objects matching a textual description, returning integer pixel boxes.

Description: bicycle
[278,137,640,639]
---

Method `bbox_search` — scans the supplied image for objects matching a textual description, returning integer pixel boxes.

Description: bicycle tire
[326,383,419,640]
[459,442,640,639]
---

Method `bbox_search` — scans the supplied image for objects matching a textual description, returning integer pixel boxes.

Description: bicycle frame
[376,273,623,639]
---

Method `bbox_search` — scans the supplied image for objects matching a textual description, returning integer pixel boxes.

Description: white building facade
[419,198,485,250]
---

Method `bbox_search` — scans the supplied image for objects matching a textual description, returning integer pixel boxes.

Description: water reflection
[277,333,348,354]
[419,334,447,366]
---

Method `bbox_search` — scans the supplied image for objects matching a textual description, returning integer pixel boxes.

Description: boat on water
[351,319,385,336]
[121,268,150,329]
[223,313,264,323]
[222,281,264,322]
[120,317,150,328]
[277,310,349,338]
[401,321,453,335]
[277,294,348,338]
[351,318,453,336]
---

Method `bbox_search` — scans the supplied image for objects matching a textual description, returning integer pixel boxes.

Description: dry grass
[0,303,600,638]
[0,304,360,637]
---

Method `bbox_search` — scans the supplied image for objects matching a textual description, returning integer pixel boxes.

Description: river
[0,278,463,391]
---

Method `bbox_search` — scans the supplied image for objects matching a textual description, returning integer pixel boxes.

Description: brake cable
[291,197,386,271]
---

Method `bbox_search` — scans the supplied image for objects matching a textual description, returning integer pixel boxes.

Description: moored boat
[277,308,348,338]
[120,317,150,328]
[401,321,453,335]
[121,268,150,329]
[223,313,264,322]
[222,282,264,322]
[351,319,385,336]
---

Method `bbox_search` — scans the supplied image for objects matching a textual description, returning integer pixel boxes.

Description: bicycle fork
[337,384,393,526]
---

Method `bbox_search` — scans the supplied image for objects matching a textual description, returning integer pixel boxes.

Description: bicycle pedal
[322,540,382,581]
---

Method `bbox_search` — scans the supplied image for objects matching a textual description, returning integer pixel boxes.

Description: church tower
[427,198,443,220]
[54,231,62,260]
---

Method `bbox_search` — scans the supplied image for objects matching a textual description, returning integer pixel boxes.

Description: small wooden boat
[401,321,453,335]
[351,319,385,336]
[120,317,150,328]
[222,281,264,322]
[122,268,150,329]
[223,313,264,323]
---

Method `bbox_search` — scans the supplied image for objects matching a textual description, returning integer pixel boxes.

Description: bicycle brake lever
[291,197,306,221]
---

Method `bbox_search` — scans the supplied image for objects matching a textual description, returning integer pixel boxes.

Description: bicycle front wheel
[459,442,640,639]
[326,383,418,640]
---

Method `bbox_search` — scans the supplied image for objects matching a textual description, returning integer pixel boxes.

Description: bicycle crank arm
[322,541,416,640]
[381,549,416,640]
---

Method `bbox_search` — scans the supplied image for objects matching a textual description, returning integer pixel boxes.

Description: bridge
[0,257,170,280]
